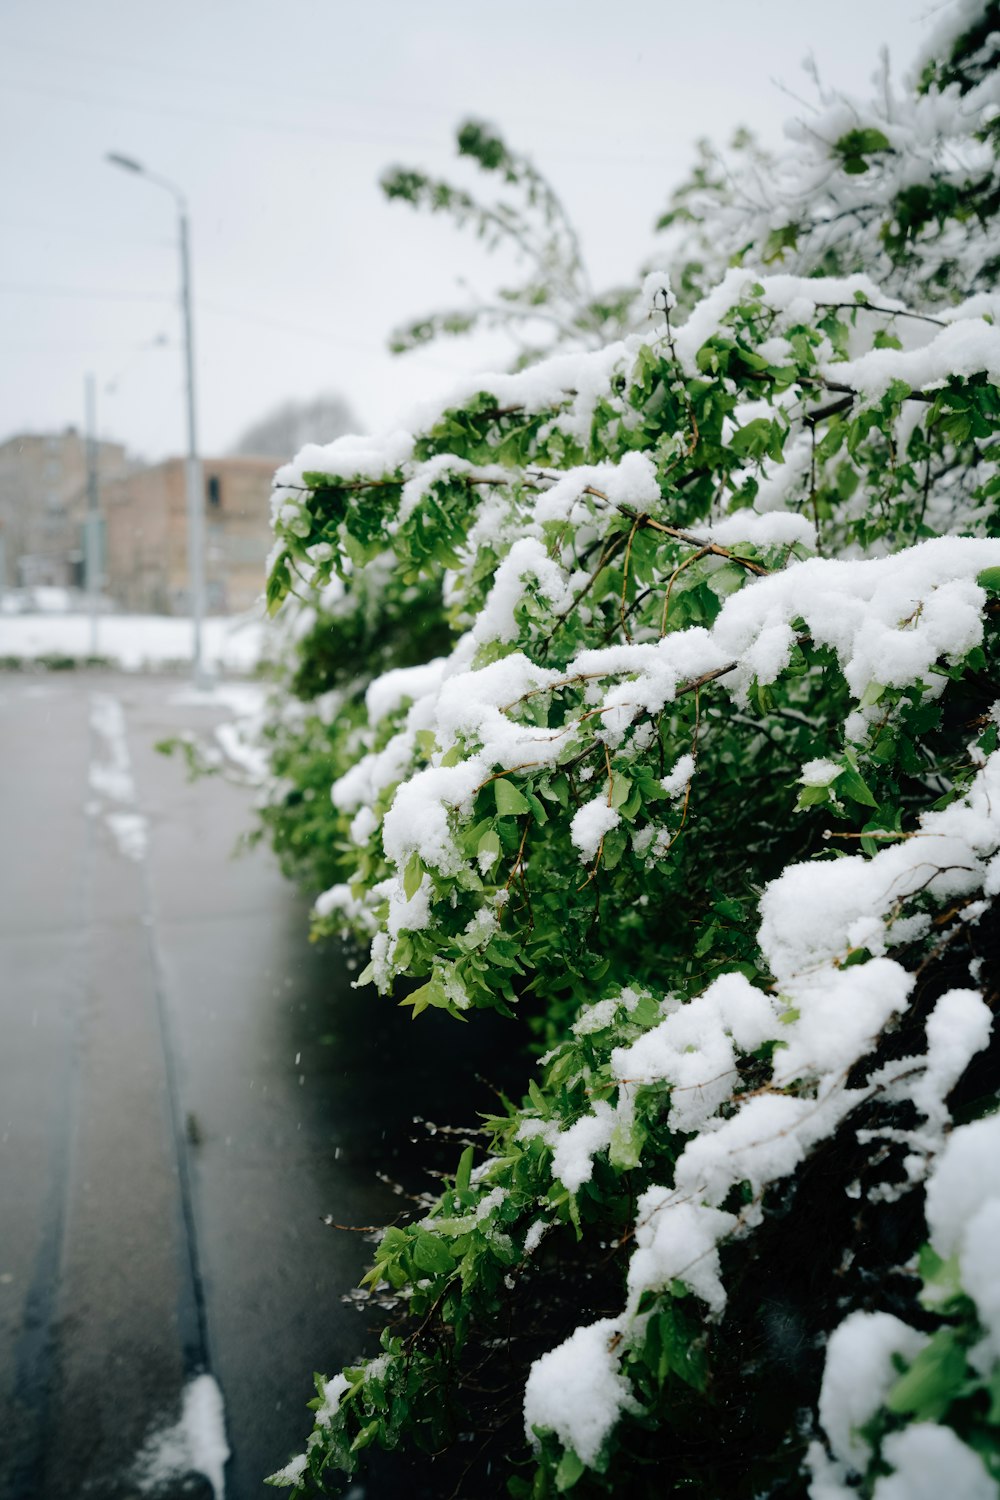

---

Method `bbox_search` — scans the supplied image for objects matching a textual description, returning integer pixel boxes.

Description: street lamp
[106,151,207,683]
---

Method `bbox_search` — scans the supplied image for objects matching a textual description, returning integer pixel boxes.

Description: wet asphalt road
[0,672,515,1500]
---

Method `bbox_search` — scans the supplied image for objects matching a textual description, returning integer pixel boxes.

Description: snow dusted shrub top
[264,8,1000,1496]
[652,0,1000,320]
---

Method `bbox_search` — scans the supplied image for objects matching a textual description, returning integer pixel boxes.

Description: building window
[207,474,222,509]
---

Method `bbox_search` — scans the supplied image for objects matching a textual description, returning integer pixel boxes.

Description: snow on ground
[0,611,265,673]
[131,1373,230,1499]
[0,585,78,614]
[88,690,149,861]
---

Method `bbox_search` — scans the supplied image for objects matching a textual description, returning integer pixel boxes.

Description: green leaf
[656,1300,708,1392]
[609,1114,646,1170]
[350,1421,381,1453]
[554,1448,587,1491]
[886,1328,966,1421]
[455,1144,475,1194]
[527,1078,548,1116]
[403,850,425,901]
[494,778,531,816]
[414,729,437,758]
[854,128,891,152]
[477,827,501,871]
[918,1243,965,1312]
[694,921,718,957]
[977,567,1000,594]
[265,554,291,616]
[402,977,452,1016]
[730,418,776,460]
[835,127,891,175]
[762,222,799,264]
[412,1230,455,1276]
[835,766,878,807]
[526,790,549,824]
[610,774,633,810]
[393,934,414,969]
[988,1365,1000,1425]
[602,826,628,870]
[541,775,569,808]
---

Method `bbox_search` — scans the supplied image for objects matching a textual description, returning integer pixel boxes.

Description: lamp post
[106,152,206,683]
[84,371,100,657]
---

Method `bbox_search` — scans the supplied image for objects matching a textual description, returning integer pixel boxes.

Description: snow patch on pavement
[89,692,149,861]
[105,810,149,862]
[132,1373,230,1499]
[89,693,136,803]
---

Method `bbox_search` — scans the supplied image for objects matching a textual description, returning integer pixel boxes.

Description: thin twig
[619,517,642,643]
[813,299,946,328]
[661,545,711,635]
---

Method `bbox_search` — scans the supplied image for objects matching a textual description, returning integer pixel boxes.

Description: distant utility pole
[106,151,207,684]
[84,372,101,657]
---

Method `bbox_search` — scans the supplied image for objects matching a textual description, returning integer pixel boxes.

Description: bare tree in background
[230,393,361,459]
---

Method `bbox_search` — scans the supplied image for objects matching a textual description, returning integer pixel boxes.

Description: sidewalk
[0,673,387,1498]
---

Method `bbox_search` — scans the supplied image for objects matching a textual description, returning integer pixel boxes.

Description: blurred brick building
[0,428,128,589]
[104,455,278,614]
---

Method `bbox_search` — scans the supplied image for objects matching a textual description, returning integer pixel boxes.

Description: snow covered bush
[251,553,450,898]
[263,6,1000,1495]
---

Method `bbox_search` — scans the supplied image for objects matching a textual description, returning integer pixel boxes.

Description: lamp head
[106,151,144,174]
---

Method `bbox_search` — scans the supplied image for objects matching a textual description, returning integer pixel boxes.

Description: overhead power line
[0,281,173,304]
[0,281,470,371]
[0,77,449,155]
[1,35,462,125]
[1,34,675,154]
[0,76,677,170]
[197,298,470,371]
[0,215,172,247]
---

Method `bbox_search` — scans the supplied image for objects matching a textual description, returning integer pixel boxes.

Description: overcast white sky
[1,0,942,462]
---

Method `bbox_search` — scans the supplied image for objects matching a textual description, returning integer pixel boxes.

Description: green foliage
[380,118,637,363]
[834,126,893,175]
[843,1246,1000,1489]
[258,9,1000,1496]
